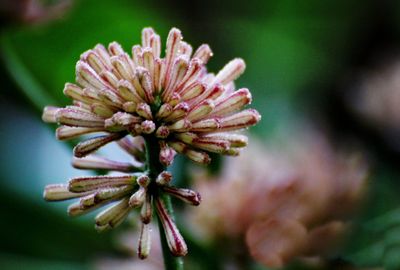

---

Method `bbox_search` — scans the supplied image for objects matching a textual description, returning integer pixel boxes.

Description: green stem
[144,135,184,270]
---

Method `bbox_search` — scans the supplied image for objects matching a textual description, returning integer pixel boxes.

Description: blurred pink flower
[189,130,368,268]
[0,0,71,25]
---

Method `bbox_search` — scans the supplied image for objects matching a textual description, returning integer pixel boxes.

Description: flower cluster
[188,131,367,268]
[43,138,197,258]
[43,27,259,165]
[42,27,260,259]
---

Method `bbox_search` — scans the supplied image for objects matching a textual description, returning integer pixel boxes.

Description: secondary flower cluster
[189,131,367,267]
[42,27,260,259]
[44,137,199,258]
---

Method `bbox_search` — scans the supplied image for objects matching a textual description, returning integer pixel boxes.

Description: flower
[42,27,260,165]
[42,27,260,259]
[188,130,367,268]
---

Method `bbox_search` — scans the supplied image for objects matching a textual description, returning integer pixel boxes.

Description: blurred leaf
[366,208,400,232]
[0,36,56,110]
[384,226,400,247]
[344,168,400,269]
[383,245,400,270]
[0,185,116,261]
[347,241,385,267]
[1,0,168,112]
[0,253,87,270]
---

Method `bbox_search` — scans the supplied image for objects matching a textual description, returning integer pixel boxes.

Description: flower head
[42,27,260,259]
[43,27,260,165]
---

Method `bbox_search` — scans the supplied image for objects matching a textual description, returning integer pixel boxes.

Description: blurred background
[1,0,400,269]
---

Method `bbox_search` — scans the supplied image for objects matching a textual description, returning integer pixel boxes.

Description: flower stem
[144,135,184,270]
